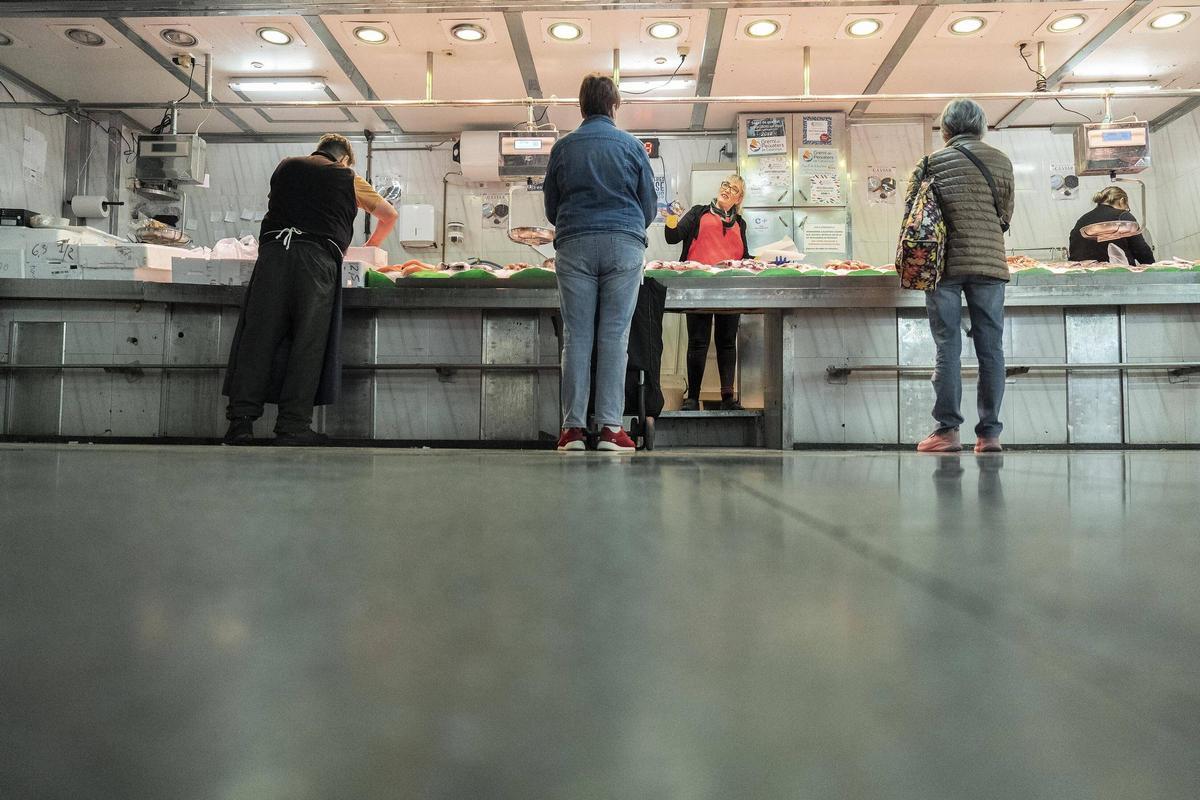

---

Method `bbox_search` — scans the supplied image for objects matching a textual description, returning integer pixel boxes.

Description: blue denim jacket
[543,115,658,247]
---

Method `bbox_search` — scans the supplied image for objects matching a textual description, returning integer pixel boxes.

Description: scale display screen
[498,131,558,178]
[1075,122,1150,176]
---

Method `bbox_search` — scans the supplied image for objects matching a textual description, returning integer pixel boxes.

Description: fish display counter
[2,267,1199,447]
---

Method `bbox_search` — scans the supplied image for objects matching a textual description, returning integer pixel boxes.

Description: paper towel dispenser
[399,204,436,248]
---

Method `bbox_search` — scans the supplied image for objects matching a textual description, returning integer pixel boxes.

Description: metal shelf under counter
[2,274,1199,447]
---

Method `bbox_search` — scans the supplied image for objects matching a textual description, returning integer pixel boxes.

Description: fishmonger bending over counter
[222,133,397,446]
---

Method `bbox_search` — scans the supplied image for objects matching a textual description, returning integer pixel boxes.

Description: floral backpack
[896,156,947,291]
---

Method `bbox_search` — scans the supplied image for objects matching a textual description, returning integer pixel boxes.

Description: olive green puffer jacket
[918,134,1015,282]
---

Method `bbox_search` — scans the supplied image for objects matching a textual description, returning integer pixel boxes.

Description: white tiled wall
[1148,105,1200,260]
[0,82,67,219]
[20,114,1188,266]
[183,136,734,267]
[848,122,1147,266]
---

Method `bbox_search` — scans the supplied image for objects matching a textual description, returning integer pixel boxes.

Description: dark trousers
[225,242,337,432]
[685,313,740,400]
[925,274,1006,438]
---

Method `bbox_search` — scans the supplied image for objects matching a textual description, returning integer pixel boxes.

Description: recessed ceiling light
[846,19,882,38]
[950,17,987,35]
[745,19,781,38]
[65,28,105,47]
[1048,14,1087,33]
[354,26,388,44]
[160,28,197,47]
[548,22,583,41]
[1149,11,1189,30]
[647,21,681,40]
[257,27,292,46]
[451,23,487,42]
[0,32,12,47]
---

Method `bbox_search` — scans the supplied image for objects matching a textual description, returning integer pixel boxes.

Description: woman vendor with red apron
[664,174,750,410]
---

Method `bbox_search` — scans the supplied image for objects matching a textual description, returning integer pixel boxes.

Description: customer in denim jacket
[544,74,658,452]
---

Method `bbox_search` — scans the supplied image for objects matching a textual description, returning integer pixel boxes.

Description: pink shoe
[597,426,636,452]
[917,429,962,453]
[974,437,1003,453]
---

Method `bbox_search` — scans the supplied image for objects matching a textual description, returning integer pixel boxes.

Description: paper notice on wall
[796,147,843,205]
[867,166,898,205]
[804,223,847,254]
[652,175,668,224]
[1050,163,1080,201]
[809,174,843,206]
[22,126,47,184]
[801,115,833,146]
[746,116,787,156]
[747,153,792,202]
[745,210,777,236]
[481,193,509,228]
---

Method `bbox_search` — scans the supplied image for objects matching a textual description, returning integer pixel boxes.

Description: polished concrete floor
[1,445,1198,800]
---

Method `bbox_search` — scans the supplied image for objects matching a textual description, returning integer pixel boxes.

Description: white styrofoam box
[345,246,387,267]
[399,204,436,248]
[172,257,221,285]
[341,260,366,288]
[0,248,25,278]
[80,267,174,283]
[78,244,177,272]
[215,259,255,286]
[0,226,126,277]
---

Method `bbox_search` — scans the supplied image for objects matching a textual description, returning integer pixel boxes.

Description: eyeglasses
[719,181,743,194]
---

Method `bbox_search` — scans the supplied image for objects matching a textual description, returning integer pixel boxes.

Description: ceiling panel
[525,9,709,132]
[1013,0,1200,126]
[321,12,527,132]
[705,5,919,129]
[0,17,192,109]
[125,15,380,132]
[869,2,1129,122]
[0,4,1196,135]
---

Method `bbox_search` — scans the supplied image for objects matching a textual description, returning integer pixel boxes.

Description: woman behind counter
[664,175,751,411]
[1068,186,1155,265]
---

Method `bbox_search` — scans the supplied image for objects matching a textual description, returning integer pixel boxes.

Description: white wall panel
[1149,104,1200,260]
[0,82,67,218]
[182,118,1193,267]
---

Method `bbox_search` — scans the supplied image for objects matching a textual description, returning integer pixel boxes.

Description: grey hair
[940,98,987,138]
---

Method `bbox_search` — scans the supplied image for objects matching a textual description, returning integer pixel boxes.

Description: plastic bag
[212,235,259,260]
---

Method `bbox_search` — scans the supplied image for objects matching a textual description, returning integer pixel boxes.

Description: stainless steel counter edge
[3,275,1200,310]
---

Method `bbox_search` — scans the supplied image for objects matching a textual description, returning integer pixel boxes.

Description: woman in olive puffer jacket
[907,98,1015,455]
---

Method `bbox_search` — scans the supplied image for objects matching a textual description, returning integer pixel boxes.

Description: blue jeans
[925,274,1006,438]
[555,232,645,429]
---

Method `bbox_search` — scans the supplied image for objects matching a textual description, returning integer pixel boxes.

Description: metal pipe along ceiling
[0,90,1198,112]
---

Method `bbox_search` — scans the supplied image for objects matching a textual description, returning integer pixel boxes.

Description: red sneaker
[974,436,1003,453]
[597,426,636,453]
[557,427,586,451]
[916,429,962,453]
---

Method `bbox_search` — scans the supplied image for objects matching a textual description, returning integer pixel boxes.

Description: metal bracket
[1168,366,1198,383]
[826,366,850,384]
